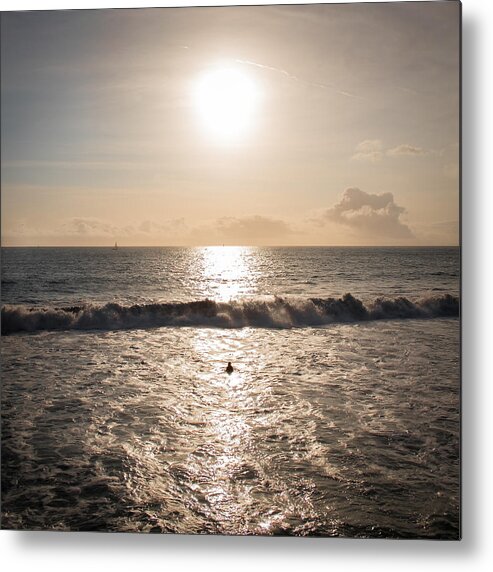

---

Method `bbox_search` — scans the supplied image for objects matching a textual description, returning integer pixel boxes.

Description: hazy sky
[1,1,460,246]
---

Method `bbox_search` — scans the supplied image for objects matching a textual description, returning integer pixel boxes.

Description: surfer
[226,362,234,374]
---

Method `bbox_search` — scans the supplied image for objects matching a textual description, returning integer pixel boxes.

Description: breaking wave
[1,294,459,335]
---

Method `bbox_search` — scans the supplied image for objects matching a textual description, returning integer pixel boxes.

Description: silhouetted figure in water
[226,362,234,374]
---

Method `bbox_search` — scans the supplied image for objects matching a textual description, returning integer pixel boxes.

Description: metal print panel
[0,1,460,538]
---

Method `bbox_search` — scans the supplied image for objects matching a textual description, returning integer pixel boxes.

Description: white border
[2,1,493,571]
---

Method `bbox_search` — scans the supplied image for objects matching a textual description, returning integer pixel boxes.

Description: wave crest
[1,294,459,335]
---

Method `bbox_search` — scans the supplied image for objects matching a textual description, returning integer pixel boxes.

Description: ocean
[1,246,460,537]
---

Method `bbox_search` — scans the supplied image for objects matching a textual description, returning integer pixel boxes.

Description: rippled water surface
[1,247,460,537]
[1,246,459,306]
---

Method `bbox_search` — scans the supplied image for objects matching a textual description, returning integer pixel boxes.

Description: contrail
[235,58,358,99]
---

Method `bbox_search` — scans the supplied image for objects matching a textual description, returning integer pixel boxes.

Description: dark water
[1,247,460,537]
[1,246,459,306]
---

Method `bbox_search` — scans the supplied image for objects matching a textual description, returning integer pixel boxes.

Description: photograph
[1,1,460,538]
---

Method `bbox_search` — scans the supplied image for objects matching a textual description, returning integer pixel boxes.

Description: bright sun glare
[194,67,260,141]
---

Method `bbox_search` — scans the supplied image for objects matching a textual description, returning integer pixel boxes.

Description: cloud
[387,144,426,156]
[319,187,414,239]
[2,214,300,246]
[1,218,117,239]
[235,59,357,98]
[215,215,297,243]
[351,139,384,162]
[2,217,188,240]
[353,140,431,161]
[57,217,188,239]
[60,218,123,237]
[137,218,186,235]
[65,215,297,244]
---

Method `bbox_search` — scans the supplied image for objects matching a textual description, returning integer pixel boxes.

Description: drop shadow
[459,7,480,555]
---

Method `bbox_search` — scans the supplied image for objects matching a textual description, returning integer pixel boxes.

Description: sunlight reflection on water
[189,328,261,532]
[198,246,258,301]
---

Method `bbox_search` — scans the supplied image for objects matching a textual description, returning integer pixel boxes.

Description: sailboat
[113,241,118,250]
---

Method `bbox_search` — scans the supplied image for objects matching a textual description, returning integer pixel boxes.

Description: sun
[193,67,260,141]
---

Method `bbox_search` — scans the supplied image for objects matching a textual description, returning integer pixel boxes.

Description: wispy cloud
[352,140,384,162]
[235,58,357,98]
[353,140,433,161]
[386,144,426,156]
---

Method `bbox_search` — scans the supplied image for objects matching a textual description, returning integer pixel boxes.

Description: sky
[1,1,460,246]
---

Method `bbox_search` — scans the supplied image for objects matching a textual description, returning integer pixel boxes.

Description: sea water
[1,247,460,537]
